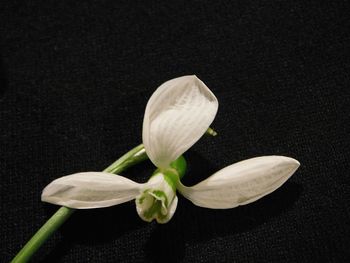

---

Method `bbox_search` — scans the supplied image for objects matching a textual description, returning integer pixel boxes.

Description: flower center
[136,156,186,223]
[136,172,178,223]
[139,190,168,221]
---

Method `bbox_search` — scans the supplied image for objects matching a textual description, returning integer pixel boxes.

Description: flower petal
[41,172,144,209]
[161,195,178,224]
[143,75,218,168]
[177,156,300,209]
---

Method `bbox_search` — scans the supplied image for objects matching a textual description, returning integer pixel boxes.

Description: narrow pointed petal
[177,156,300,209]
[41,172,144,209]
[143,75,218,168]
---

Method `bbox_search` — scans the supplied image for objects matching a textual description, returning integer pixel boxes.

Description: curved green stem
[11,207,74,263]
[104,144,148,174]
[11,144,148,263]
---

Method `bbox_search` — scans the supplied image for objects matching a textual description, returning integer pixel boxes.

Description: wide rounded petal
[41,172,144,209]
[177,156,300,209]
[143,75,218,168]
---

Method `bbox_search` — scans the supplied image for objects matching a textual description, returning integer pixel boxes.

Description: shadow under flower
[0,55,8,99]
[38,202,144,262]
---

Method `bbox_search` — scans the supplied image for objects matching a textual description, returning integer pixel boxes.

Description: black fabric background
[1,1,349,262]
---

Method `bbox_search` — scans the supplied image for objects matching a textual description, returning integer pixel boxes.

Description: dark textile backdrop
[1,1,349,262]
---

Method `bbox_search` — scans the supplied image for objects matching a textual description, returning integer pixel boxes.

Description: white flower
[42,75,300,223]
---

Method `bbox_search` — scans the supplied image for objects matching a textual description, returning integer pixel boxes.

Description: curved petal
[161,195,178,224]
[177,156,300,209]
[143,75,218,168]
[41,172,145,209]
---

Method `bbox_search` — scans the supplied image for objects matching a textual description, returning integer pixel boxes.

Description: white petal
[143,75,218,168]
[177,156,300,209]
[41,172,144,209]
[160,195,178,224]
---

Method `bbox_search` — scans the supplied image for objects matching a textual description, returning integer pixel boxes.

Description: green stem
[206,127,217,136]
[104,144,147,174]
[11,144,147,263]
[11,207,75,263]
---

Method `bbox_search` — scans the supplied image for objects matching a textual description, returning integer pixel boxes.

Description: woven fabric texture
[1,1,349,262]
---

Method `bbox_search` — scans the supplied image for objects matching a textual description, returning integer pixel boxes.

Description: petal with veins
[142,75,218,168]
[41,172,145,209]
[177,156,300,209]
